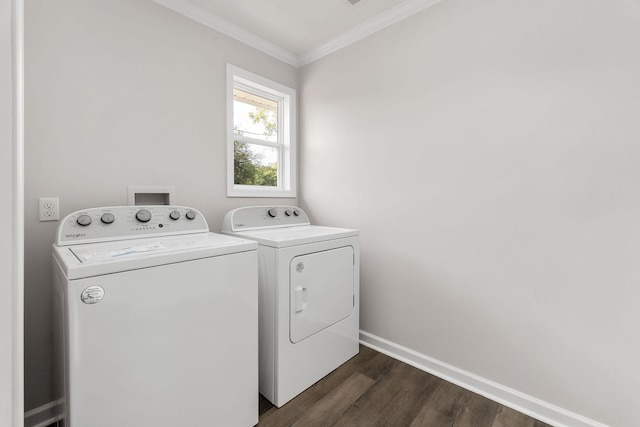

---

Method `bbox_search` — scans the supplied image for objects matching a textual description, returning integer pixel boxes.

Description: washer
[52,206,258,427]
[221,205,359,407]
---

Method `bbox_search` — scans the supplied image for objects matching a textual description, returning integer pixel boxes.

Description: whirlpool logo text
[65,233,86,239]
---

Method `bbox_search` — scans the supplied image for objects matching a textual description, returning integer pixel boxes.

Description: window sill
[227,185,296,198]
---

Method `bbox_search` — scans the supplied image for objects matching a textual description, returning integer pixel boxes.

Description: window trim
[226,64,296,198]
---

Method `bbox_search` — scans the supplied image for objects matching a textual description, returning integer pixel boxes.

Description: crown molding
[153,0,299,66]
[154,0,443,68]
[298,0,443,66]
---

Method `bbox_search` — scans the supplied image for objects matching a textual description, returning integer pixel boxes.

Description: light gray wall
[2,0,24,425]
[299,0,640,426]
[24,0,297,413]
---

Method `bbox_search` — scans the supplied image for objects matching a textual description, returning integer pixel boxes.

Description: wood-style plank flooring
[258,345,551,427]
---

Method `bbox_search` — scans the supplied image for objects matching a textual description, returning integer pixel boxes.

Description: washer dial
[135,209,152,223]
[100,213,115,224]
[76,214,92,226]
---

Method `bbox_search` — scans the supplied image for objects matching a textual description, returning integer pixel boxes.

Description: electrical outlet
[39,197,60,221]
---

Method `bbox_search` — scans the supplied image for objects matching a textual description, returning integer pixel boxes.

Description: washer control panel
[56,206,209,246]
[222,206,310,232]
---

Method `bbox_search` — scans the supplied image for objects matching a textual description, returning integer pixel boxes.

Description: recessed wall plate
[127,186,175,206]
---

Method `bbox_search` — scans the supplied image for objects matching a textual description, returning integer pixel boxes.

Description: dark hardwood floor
[258,345,552,427]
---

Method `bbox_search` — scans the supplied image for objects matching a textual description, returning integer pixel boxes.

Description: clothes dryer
[53,206,258,426]
[222,206,359,407]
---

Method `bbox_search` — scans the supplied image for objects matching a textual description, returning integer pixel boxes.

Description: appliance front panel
[289,246,355,343]
[270,236,360,407]
[64,251,257,427]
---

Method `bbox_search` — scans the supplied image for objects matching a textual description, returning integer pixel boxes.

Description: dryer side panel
[289,246,355,343]
[257,246,277,402]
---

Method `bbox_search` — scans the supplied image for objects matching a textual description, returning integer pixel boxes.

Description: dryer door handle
[294,287,308,313]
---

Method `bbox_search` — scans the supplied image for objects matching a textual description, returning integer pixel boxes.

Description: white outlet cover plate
[39,197,60,221]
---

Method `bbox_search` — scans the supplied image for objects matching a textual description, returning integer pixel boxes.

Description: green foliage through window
[233,141,278,186]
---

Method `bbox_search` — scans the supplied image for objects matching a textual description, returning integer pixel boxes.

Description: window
[227,64,296,197]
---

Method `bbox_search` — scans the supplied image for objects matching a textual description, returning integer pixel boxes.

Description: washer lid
[54,232,257,279]
[227,225,358,248]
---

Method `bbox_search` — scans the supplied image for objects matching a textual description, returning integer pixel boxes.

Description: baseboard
[359,330,608,427]
[24,399,61,427]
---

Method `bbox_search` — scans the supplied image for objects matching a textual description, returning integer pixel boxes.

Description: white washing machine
[221,206,359,407]
[52,206,258,427]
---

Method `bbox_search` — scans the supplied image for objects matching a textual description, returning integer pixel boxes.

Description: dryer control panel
[222,206,311,232]
[56,206,209,246]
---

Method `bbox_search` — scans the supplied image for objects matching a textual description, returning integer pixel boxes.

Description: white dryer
[52,206,258,426]
[221,206,359,407]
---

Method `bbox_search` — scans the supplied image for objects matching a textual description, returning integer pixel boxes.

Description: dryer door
[289,246,355,343]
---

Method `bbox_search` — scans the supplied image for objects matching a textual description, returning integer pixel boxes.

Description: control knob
[169,210,180,220]
[100,213,115,224]
[284,209,292,216]
[267,208,278,218]
[76,214,92,226]
[135,209,152,223]
[185,210,196,220]
[293,209,300,216]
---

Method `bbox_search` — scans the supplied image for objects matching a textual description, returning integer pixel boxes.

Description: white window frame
[226,64,296,198]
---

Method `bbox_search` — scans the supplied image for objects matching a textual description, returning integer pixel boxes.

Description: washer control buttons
[284,209,292,216]
[293,209,300,216]
[169,210,180,220]
[100,213,115,224]
[267,208,278,218]
[76,214,92,226]
[185,210,196,220]
[135,209,152,223]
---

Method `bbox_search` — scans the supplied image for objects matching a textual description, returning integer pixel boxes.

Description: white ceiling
[153,0,442,66]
